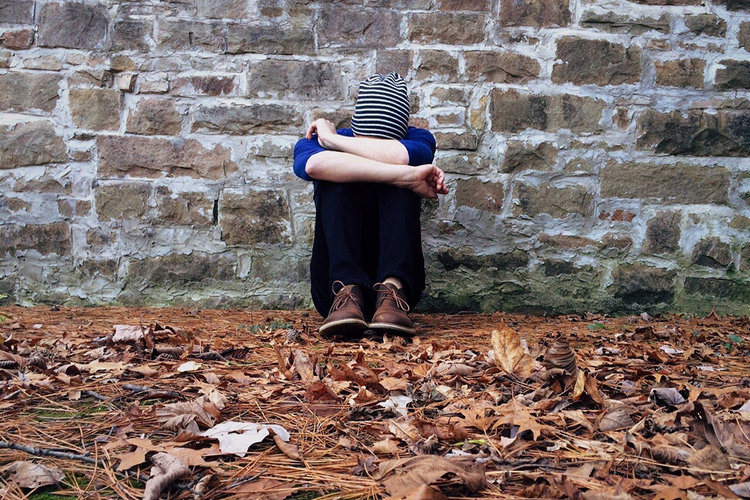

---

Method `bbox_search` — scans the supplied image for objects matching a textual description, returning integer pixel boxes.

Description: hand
[410,165,449,199]
[305,118,338,149]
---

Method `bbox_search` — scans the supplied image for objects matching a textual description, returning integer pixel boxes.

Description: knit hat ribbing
[351,72,410,140]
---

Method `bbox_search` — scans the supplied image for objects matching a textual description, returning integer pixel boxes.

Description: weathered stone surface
[38,3,109,49]
[636,109,750,156]
[655,59,705,88]
[430,87,470,106]
[490,90,605,133]
[739,22,750,51]
[499,0,570,27]
[684,278,750,303]
[543,260,596,276]
[455,178,504,213]
[0,73,61,112]
[729,215,750,230]
[514,184,593,218]
[376,50,413,77]
[601,233,634,251]
[437,154,484,174]
[318,7,401,48]
[171,76,237,97]
[97,135,238,179]
[437,247,529,271]
[126,98,181,135]
[645,211,681,254]
[247,61,342,99]
[69,89,121,131]
[0,223,71,257]
[196,0,249,18]
[0,116,67,168]
[13,174,70,194]
[113,19,153,51]
[220,190,290,245]
[601,161,730,204]
[156,19,224,52]
[581,11,669,34]
[439,0,488,10]
[128,253,235,285]
[0,0,34,24]
[409,12,485,44]
[715,60,750,90]
[0,29,34,50]
[610,263,676,306]
[539,233,597,249]
[57,199,91,218]
[192,103,303,134]
[464,51,540,83]
[95,183,149,220]
[502,142,556,173]
[155,186,213,225]
[552,37,642,85]
[226,24,314,54]
[691,237,732,268]
[713,0,750,11]
[630,0,699,4]
[685,14,727,37]
[417,50,459,80]
[434,131,479,150]
[743,245,750,271]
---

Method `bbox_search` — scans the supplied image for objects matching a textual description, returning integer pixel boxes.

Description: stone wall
[1,0,749,315]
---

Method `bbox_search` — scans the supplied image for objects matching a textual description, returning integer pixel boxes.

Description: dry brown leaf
[491,324,533,378]
[572,369,586,401]
[493,398,548,440]
[372,437,401,454]
[384,484,449,500]
[389,420,423,445]
[113,324,144,342]
[157,392,225,432]
[115,446,149,471]
[543,337,577,374]
[376,455,487,496]
[599,409,635,431]
[292,349,316,383]
[687,444,731,471]
[2,461,64,489]
[142,452,190,500]
[273,434,302,460]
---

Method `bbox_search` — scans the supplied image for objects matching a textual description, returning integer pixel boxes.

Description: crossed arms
[294,118,449,199]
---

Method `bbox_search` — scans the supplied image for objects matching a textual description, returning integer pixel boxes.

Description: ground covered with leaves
[0,306,748,499]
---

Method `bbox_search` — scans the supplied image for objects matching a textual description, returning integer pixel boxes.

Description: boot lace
[374,283,410,312]
[329,280,360,312]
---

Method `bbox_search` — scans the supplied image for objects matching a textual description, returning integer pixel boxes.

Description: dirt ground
[0,305,748,499]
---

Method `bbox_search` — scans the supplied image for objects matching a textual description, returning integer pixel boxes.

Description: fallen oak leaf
[142,452,189,500]
[492,398,548,440]
[490,325,533,378]
[113,324,145,342]
[376,455,487,496]
[2,461,64,489]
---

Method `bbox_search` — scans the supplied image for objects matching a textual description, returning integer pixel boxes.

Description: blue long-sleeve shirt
[292,127,437,182]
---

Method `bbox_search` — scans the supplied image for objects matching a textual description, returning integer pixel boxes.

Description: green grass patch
[240,320,293,334]
[30,404,109,420]
[588,322,605,331]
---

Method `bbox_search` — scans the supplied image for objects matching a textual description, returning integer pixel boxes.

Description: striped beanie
[351,72,410,140]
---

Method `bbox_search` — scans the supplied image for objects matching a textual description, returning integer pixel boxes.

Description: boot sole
[368,322,416,336]
[319,318,369,338]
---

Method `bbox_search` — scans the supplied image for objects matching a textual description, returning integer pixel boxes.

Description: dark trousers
[310,181,425,318]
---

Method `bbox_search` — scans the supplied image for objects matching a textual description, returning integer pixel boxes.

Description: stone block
[126,98,181,135]
[580,11,669,34]
[685,14,726,37]
[729,215,750,231]
[600,233,633,251]
[636,109,750,156]
[191,103,303,134]
[376,50,413,77]
[437,153,485,175]
[455,178,503,213]
[437,247,529,271]
[117,74,136,92]
[715,60,750,90]
[97,135,238,179]
[684,278,750,302]
[196,0,249,18]
[95,183,149,220]
[156,19,224,52]
[439,0,488,10]
[499,0,570,27]
[630,0,699,4]
[713,0,749,10]
[429,87,470,106]
[0,50,9,68]
[0,73,61,112]
[128,253,235,285]
[645,211,681,254]
[155,186,213,225]
[502,142,556,173]
[113,19,153,51]
[139,73,169,94]
[691,237,732,268]
[57,199,91,218]
[464,51,540,83]
[514,183,592,218]
[539,233,597,249]
[610,263,675,306]
[0,222,71,257]
[38,2,109,49]
[318,6,401,48]
[219,190,290,245]
[552,37,642,85]
[409,12,485,44]
[0,0,34,24]
[22,55,62,71]
[226,24,314,54]
[434,131,479,150]
[739,22,750,51]
[13,174,70,194]
[490,89,604,133]
[600,161,730,204]
[0,29,34,50]
[246,61,342,100]
[417,50,459,80]
[69,89,121,131]
[175,75,237,98]
[655,59,705,88]
[0,115,67,168]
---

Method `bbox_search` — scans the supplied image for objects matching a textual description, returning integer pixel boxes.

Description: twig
[0,440,103,466]
[122,384,182,399]
[226,469,267,489]
[83,390,109,401]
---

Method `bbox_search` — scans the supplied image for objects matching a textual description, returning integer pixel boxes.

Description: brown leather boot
[369,282,415,335]
[319,281,368,338]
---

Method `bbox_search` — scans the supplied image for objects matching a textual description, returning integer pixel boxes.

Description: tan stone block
[69,89,121,131]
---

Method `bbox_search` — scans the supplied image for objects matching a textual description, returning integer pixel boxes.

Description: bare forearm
[319,134,410,164]
[305,151,413,187]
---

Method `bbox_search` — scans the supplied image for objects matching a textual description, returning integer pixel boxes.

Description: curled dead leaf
[543,337,577,375]
[273,433,302,460]
[142,452,189,500]
[599,409,635,432]
[376,455,487,496]
[156,391,226,433]
[490,324,533,378]
[113,324,145,342]
[2,461,64,489]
